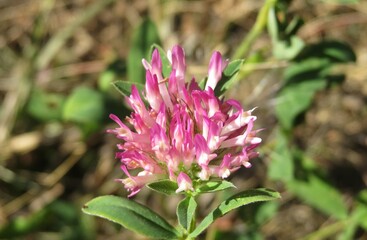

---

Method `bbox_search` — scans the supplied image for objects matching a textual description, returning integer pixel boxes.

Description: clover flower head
[108,45,261,197]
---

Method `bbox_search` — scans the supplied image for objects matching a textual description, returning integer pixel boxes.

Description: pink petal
[176,172,194,193]
[205,51,228,91]
[145,71,163,111]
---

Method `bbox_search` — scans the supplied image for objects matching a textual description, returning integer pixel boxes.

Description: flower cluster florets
[108,45,261,197]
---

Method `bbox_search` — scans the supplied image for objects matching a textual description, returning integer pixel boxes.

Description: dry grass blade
[35,0,116,70]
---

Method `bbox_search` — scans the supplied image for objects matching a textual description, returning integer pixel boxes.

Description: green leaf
[268,129,294,181]
[267,7,279,42]
[189,188,280,238]
[338,208,364,240]
[356,190,367,230]
[275,41,356,130]
[253,201,279,226]
[196,180,236,193]
[283,58,331,85]
[80,205,97,240]
[112,80,145,98]
[27,88,65,122]
[268,7,304,60]
[285,16,304,37]
[275,78,327,130]
[295,40,356,64]
[98,59,126,92]
[239,200,279,228]
[339,190,367,240]
[273,36,305,60]
[223,59,244,76]
[235,51,264,81]
[127,18,161,84]
[214,59,244,97]
[287,153,348,220]
[147,180,178,195]
[176,196,197,231]
[198,77,207,90]
[62,87,104,124]
[288,174,348,220]
[99,70,116,92]
[150,44,171,78]
[0,207,49,238]
[82,195,179,239]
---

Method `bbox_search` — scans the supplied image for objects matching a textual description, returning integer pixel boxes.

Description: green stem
[189,210,196,234]
[232,0,277,59]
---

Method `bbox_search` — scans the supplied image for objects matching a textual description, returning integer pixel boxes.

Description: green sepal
[147,180,179,195]
[214,59,244,97]
[149,44,171,78]
[112,81,145,98]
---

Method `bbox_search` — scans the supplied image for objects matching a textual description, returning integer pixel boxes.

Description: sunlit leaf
[82,195,179,239]
[268,7,304,60]
[189,189,280,238]
[273,36,305,60]
[196,180,236,193]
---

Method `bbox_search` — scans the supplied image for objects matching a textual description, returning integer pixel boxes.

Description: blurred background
[0,0,366,239]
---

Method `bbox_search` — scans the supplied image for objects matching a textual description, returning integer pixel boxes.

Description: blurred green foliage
[1,0,366,239]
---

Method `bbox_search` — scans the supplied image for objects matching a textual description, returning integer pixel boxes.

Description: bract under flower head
[108,45,261,197]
